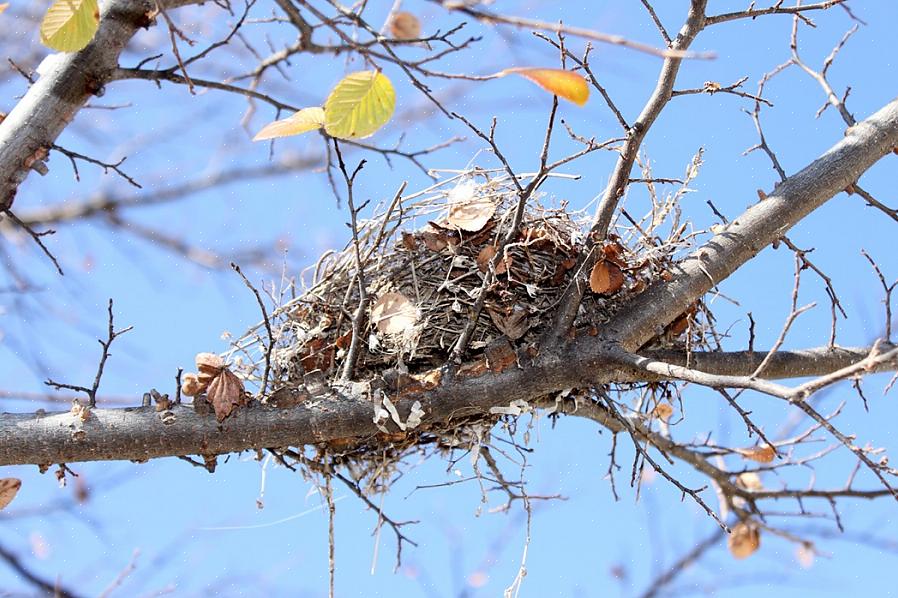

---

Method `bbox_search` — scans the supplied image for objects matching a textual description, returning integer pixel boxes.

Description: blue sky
[1,1,897,596]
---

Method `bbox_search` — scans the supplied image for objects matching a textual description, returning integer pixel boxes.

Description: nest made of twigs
[230,168,685,390]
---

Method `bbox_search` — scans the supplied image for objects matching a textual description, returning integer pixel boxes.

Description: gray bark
[0,0,203,210]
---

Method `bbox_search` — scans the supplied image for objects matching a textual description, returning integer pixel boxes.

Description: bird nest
[230,167,695,397]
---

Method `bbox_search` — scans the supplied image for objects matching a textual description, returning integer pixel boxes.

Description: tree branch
[607,97,898,351]
[0,0,206,210]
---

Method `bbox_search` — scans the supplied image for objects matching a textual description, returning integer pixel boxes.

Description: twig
[231,263,273,396]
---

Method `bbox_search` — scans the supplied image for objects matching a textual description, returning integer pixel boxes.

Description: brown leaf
[372,292,419,334]
[195,352,224,376]
[401,232,417,250]
[206,368,246,422]
[737,444,776,463]
[488,305,530,340]
[447,197,496,232]
[181,372,204,396]
[652,403,673,421]
[0,478,21,511]
[728,522,760,559]
[476,245,496,273]
[389,11,421,40]
[589,260,624,294]
[476,245,509,274]
[422,231,448,252]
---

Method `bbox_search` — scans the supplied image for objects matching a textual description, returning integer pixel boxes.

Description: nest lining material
[229,167,693,396]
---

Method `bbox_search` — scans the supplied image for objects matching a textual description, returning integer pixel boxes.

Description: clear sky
[1,1,897,596]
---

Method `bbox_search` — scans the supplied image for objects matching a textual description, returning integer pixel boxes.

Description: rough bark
[0,0,203,210]
[0,345,893,466]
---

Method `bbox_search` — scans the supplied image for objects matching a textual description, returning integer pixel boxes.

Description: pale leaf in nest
[371,292,419,334]
[447,180,495,232]
[207,369,246,422]
[488,305,529,340]
[728,522,760,559]
[0,478,21,510]
[589,260,624,294]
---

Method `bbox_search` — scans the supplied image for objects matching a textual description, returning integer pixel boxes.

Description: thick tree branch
[0,0,204,210]
[607,97,898,351]
[1,343,894,466]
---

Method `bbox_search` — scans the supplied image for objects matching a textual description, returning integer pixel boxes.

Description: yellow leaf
[0,4,9,15]
[503,67,590,106]
[253,107,325,141]
[324,71,395,139]
[41,0,100,52]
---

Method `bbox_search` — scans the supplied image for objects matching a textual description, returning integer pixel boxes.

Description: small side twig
[231,263,273,396]
[45,299,132,407]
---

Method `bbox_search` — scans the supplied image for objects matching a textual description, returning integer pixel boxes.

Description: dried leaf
[206,368,246,422]
[488,305,529,340]
[389,11,421,40]
[253,107,325,141]
[737,444,776,463]
[502,67,590,106]
[195,352,224,375]
[0,478,21,510]
[703,80,722,92]
[181,372,203,396]
[652,403,673,421]
[422,231,448,251]
[476,245,496,272]
[372,292,419,334]
[447,194,496,232]
[401,232,417,250]
[736,471,764,492]
[589,260,624,294]
[0,4,8,15]
[728,522,760,559]
[476,245,509,274]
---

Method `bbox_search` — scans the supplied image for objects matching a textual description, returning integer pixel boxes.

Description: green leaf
[324,71,395,139]
[253,107,326,141]
[41,0,100,53]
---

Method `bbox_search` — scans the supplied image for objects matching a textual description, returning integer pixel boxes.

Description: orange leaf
[728,522,760,559]
[589,260,624,294]
[0,478,21,511]
[737,445,776,463]
[389,12,421,40]
[503,68,589,106]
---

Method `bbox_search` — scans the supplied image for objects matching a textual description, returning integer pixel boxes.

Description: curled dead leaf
[371,292,419,334]
[728,522,760,559]
[195,352,224,376]
[476,245,510,274]
[447,183,496,232]
[181,372,203,396]
[206,368,246,422]
[589,260,624,294]
[652,402,673,421]
[488,305,530,340]
[737,444,776,463]
[0,478,22,511]
[389,11,421,40]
